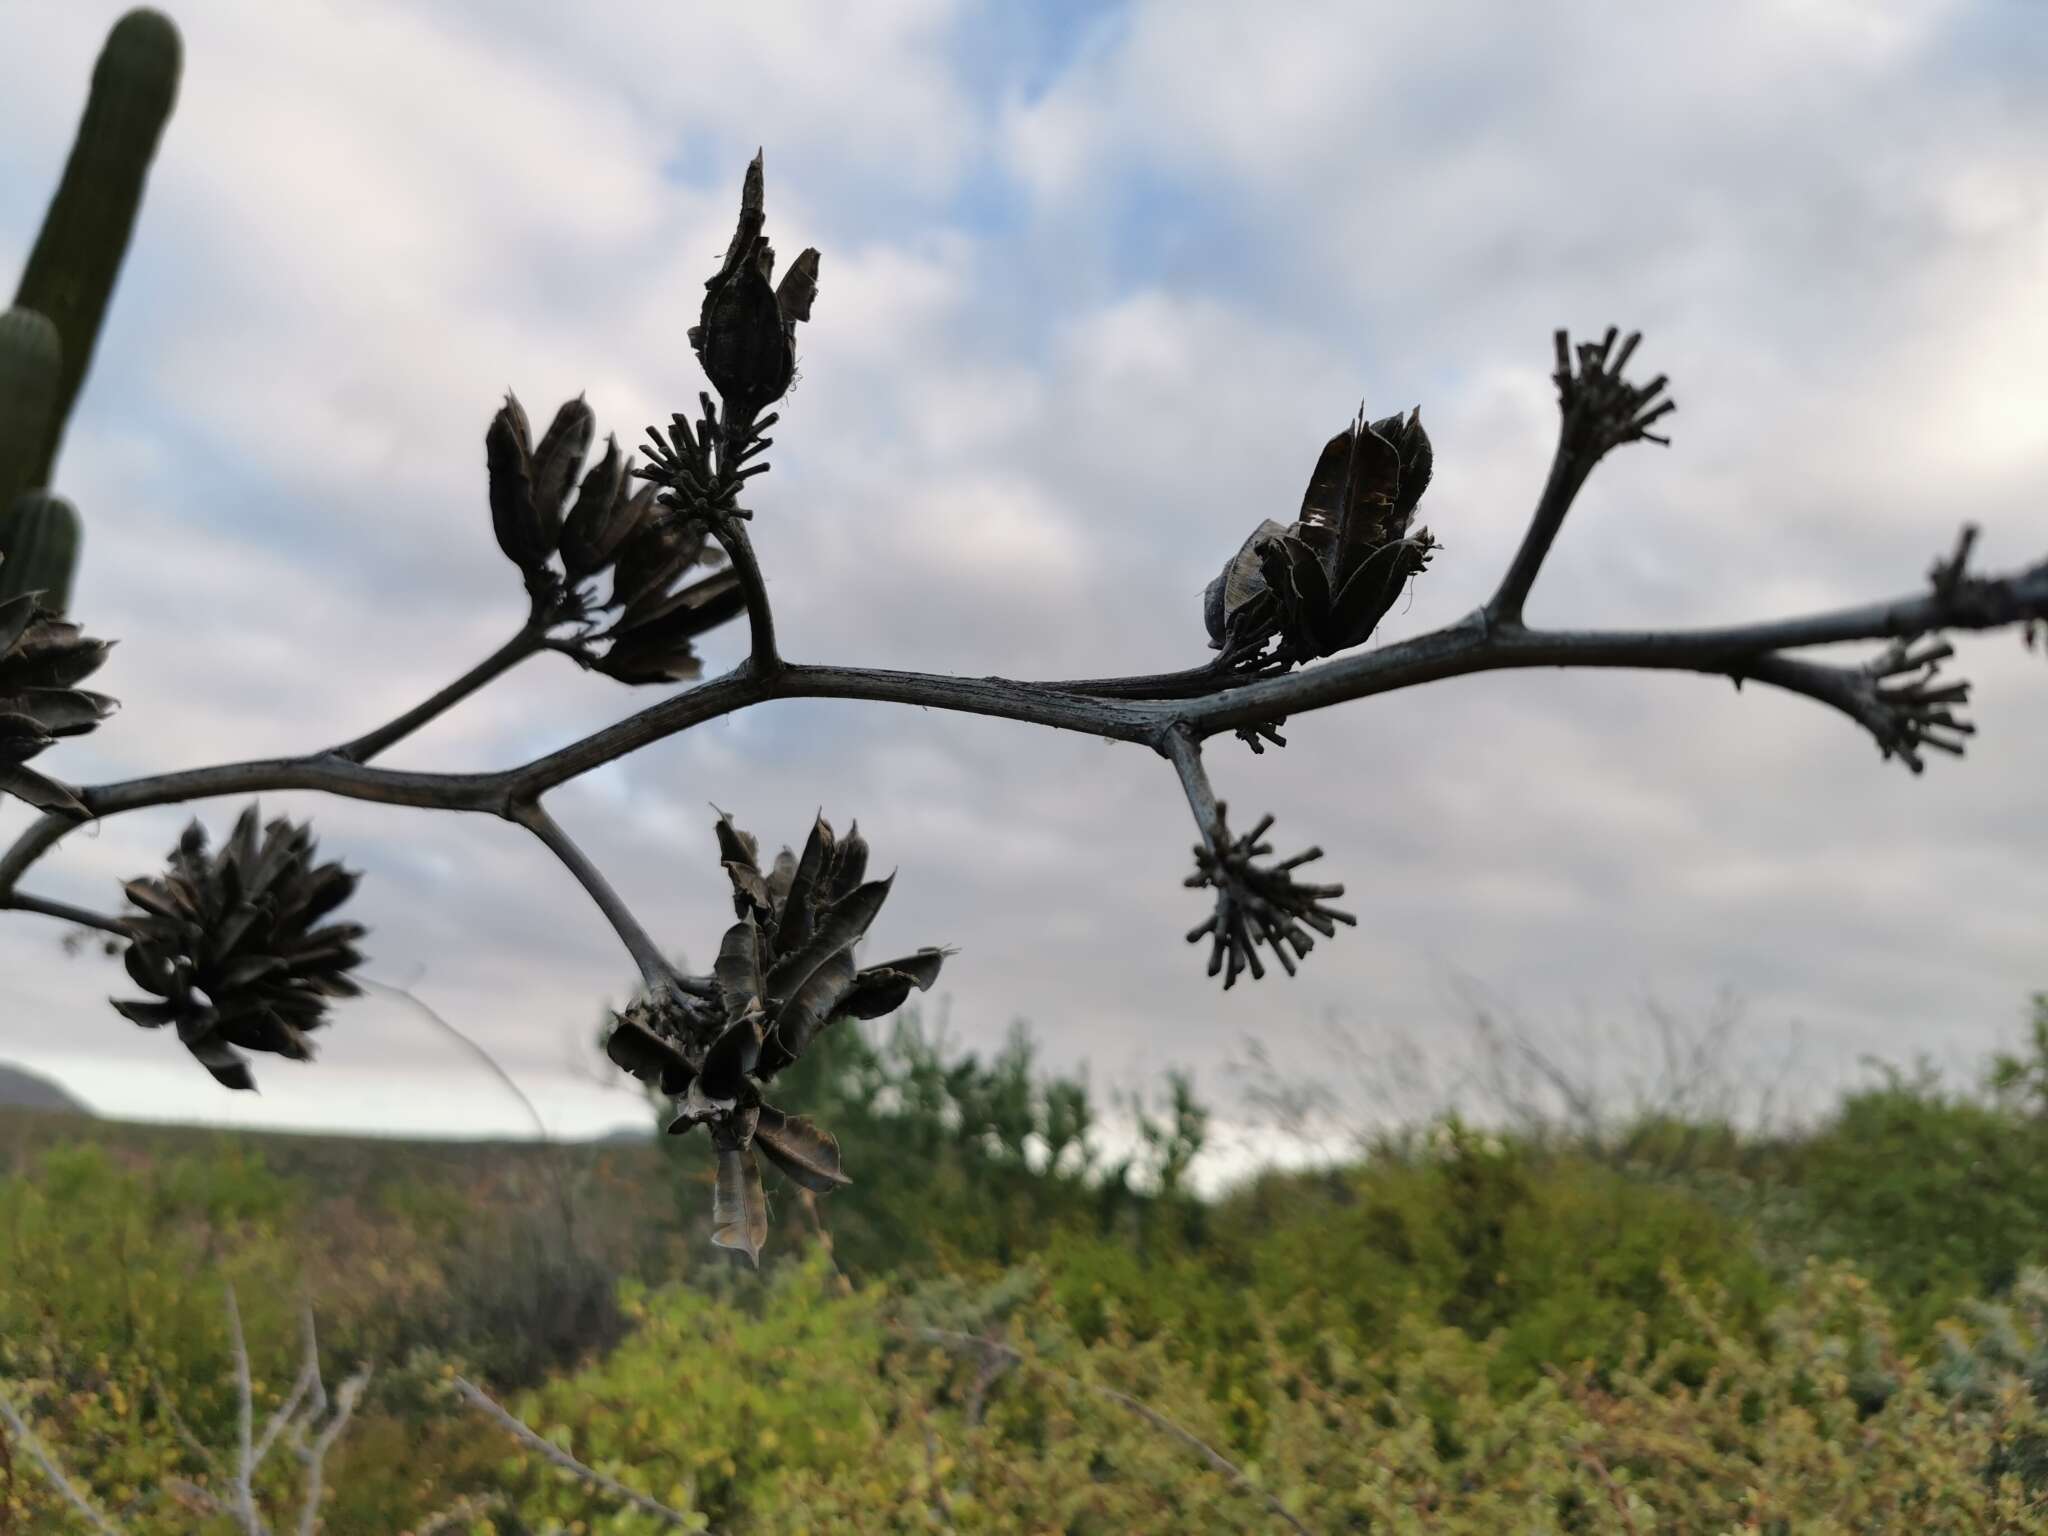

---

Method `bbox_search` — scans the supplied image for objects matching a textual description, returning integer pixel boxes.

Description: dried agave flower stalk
[113,806,366,1091]
[0,588,116,815]
[604,809,947,1264]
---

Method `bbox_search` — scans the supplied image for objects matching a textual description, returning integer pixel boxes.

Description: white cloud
[1,0,2042,1146]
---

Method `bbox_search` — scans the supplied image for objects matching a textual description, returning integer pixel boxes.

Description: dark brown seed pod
[112,805,365,1090]
[482,388,743,668]
[600,809,948,1260]
[0,591,116,815]
[1203,405,1438,678]
[691,152,820,425]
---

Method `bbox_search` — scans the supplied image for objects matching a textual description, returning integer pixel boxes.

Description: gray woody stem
[328,617,549,764]
[510,797,686,1002]
[450,1374,699,1529]
[3,552,2044,914]
[0,889,132,936]
[224,1284,264,1535]
[0,1288,362,1536]
[1161,725,1226,855]
[0,1386,127,1535]
[292,1366,369,1536]
[0,613,549,936]
[912,1327,1318,1536]
[708,512,779,673]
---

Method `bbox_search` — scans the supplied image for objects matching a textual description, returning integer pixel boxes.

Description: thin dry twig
[148,1372,222,1476]
[1581,1448,1644,1536]
[0,1388,126,1536]
[449,1375,700,1530]
[910,1326,1320,1536]
[412,1493,508,1535]
[250,1303,322,1488]
[292,1366,369,1536]
[223,1284,266,1536]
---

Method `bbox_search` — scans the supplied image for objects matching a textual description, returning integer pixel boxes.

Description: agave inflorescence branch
[1,140,2044,1234]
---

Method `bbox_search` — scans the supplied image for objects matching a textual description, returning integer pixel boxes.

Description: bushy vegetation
[5,995,2048,1530]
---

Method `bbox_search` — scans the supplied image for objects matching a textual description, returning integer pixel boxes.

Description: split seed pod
[600,809,949,1262]
[113,806,365,1091]
[0,589,116,815]
[688,152,821,425]
[1205,406,1437,666]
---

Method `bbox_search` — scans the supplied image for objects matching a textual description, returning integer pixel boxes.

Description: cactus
[0,493,83,614]
[0,307,63,522]
[11,7,180,489]
[0,9,180,618]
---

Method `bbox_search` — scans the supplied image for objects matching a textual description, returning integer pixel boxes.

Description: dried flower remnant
[1552,326,1675,458]
[1204,406,1438,674]
[487,392,596,597]
[484,390,744,682]
[603,809,947,1262]
[689,151,820,428]
[112,806,365,1091]
[1860,636,1977,773]
[1186,805,1355,990]
[0,588,115,815]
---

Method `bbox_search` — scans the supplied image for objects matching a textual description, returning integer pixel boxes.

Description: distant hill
[0,1062,91,1114]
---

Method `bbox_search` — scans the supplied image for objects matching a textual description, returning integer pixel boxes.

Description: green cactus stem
[0,492,84,615]
[0,306,64,522]
[13,7,181,488]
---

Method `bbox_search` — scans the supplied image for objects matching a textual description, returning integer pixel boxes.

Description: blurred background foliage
[3,992,2048,1530]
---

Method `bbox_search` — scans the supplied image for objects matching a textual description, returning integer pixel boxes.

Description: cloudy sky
[1,0,2042,1157]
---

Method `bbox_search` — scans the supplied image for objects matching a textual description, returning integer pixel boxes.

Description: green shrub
[495,1255,2048,1534]
[1783,1058,2048,1341]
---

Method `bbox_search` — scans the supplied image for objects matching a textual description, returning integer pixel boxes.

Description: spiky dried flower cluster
[1861,635,1975,773]
[604,810,947,1262]
[486,392,745,684]
[1186,807,1355,990]
[1553,327,1674,456]
[0,589,115,815]
[113,807,366,1091]
[635,392,774,525]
